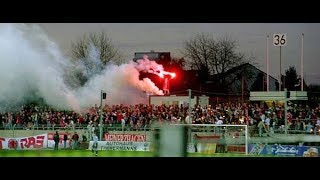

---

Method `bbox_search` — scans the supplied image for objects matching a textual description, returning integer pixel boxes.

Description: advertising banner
[0,134,48,150]
[89,141,150,151]
[248,143,320,157]
[47,132,72,149]
[104,133,146,142]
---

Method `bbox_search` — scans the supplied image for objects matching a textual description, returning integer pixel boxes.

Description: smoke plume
[0,24,166,112]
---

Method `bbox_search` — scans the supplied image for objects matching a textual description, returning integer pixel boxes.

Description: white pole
[279,46,282,91]
[188,89,192,118]
[301,33,304,91]
[245,125,248,155]
[266,35,270,92]
[284,88,288,135]
[188,89,192,142]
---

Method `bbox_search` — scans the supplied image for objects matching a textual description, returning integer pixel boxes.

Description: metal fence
[2,118,320,138]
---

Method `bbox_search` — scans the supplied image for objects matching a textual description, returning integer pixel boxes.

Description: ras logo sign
[8,139,18,149]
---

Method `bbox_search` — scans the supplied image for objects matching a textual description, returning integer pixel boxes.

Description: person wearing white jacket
[92,133,99,156]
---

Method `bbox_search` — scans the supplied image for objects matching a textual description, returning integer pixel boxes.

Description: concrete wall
[149,95,198,107]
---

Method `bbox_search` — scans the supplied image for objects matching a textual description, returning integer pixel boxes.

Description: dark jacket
[54,133,60,143]
[63,134,68,141]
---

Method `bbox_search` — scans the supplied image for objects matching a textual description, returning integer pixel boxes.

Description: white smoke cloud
[79,43,105,79]
[0,24,78,112]
[135,55,165,73]
[76,61,164,109]
[0,23,165,112]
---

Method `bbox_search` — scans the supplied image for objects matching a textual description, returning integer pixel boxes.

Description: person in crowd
[3,102,320,139]
[71,132,79,150]
[63,133,68,149]
[82,134,87,142]
[193,134,199,152]
[54,131,60,150]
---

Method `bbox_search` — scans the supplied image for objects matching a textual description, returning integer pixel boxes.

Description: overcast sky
[38,23,320,85]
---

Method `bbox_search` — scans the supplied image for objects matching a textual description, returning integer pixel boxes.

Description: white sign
[273,33,287,46]
[47,140,72,149]
[89,141,150,151]
[0,134,48,150]
[47,132,72,149]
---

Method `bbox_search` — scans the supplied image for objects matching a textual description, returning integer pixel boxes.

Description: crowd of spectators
[1,101,320,136]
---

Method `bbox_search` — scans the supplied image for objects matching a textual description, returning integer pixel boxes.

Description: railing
[1,119,320,137]
[0,124,88,131]
[12,124,16,138]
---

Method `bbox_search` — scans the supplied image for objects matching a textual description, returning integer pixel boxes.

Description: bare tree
[70,31,124,65]
[182,33,251,74]
[213,36,248,74]
[182,33,215,75]
[182,33,254,92]
[67,31,125,87]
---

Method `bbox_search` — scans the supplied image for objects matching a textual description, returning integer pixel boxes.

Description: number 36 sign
[273,33,287,46]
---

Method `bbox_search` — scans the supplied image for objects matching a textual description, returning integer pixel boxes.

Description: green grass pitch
[0,149,268,157]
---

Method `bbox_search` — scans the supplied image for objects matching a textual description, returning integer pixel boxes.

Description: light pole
[188,89,192,142]
[99,90,107,141]
[273,33,287,91]
[188,89,192,120]
[266,35,269,92]
[301,33,304,91]
[279,46,282,91]
[284,88,288,135]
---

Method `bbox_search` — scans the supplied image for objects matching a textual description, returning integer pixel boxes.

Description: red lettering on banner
[48,132,70,141]
[20,138,27,149]
[8,139,18,149]
[140,136,143,141]
[35,135,45,148]
[24,137,35,148]
[117,135,123,141]
[104,134,146,142]
[136,135,143,142]
[0,138,5,150]
[20,136,45,149]
[123,135,129,141]
[106,134,112,141]
[227,145,245,153]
